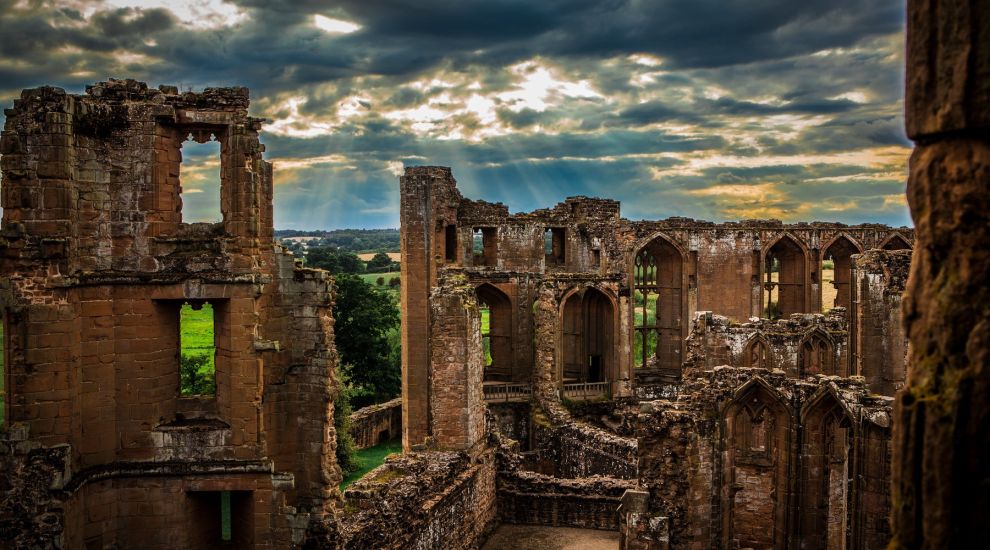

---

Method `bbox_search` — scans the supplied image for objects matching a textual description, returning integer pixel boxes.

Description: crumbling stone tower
[0,80,338,549]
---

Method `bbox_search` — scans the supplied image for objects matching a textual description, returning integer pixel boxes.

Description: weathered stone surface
[893,3,990,540]
[905,0,990,138]
[349,398,401,450]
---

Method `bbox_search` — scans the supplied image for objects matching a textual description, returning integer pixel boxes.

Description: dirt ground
[480,524,620,550]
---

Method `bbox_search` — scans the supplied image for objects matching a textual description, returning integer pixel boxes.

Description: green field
[340,440,403,489]
[358,271,400,287]
[180,304,216,395]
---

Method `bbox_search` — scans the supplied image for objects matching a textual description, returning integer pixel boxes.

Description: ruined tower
[0,80,338,548]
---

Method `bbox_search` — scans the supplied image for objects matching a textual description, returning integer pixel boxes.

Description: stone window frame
[157,123,232,231]
[632,233,686,374]
[879,232,912,251]
[762,232,811,320]
[743,334,774,370]
[544,227,566,266]
[800,329,835,376]
[820,233,863,313]
[156,297,230,418]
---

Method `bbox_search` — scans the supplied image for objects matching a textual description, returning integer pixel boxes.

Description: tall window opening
[472,227,496,266]
[798,396,852,549]
[179,133,222,223]
[180,302,216,396]
[822,236,859,312]
[801,331,833,376]
[444,224,457,262]
[744,337,772,370]
[480,303,492,367]
[634,236,683,373]
[562,288,614,384]
[187,490,254,547]
[544,228,565,266]
[477,285,512,382]
[764,236,806,319]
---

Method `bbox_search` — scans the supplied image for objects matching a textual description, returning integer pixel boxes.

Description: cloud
[0,0,912,229]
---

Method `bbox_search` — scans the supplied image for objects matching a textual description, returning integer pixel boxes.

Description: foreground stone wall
[0,80,339,549]
[892,1,990,547]
[497,470,633,530]
[326,451,497,550]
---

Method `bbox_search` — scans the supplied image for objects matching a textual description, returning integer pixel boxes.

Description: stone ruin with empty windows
[0,79,912,550]
[2,1,986,544]
[396,166,911,549]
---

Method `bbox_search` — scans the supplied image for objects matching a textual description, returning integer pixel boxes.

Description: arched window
[881,233,911,251]
[744,336,772,370]
[822,235,860,312]
[477,284,512,382]
[764,235,807,319]
[799,393,852,549]
[633,236,683,373]
[801,331,833,376]
[562,288,615,383]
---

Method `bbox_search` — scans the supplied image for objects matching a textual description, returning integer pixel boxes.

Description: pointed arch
[880,232,912,251]
[821,234,863,313]
[762,232,810,319]
[721,377,792,549]
[743,333,774,370]
[800,328,836,376]
[560,286,616,384]
[632,232,687,374]
[476,283,514,382]
[798,387,855,550]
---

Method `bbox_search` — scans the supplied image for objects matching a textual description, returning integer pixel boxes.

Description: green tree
[367,252,393,272]
[334,385,358,474]
[306,247,366,274]
[180,354,216,396]
[333,274,400,407]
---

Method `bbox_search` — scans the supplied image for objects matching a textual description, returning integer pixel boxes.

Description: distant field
[181,304,215,370]
[359,271,400,287]
[356,252,400,262]
[340,440,403,489]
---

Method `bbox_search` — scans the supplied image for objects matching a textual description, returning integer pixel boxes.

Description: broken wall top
[0,79,275,280]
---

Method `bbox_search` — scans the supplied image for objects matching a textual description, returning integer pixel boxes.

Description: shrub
[180,354,215,396]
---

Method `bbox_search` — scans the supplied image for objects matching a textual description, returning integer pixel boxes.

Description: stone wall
[349,398,402,450]
[329,451,497,550]
[635,368,893,549]
[497,470,633,530]
[850,250,911,395]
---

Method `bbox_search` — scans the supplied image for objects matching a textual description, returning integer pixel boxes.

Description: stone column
[892,1,990,547]
[428,281,485,452]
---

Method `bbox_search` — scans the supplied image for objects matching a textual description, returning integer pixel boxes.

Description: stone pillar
[428,281,485,452]
[850,250,910,395]
[399,166,461,450]
[892,2,990,547]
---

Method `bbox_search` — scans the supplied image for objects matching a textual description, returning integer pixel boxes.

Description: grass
[358,271,400,286]
[180,304,215,395]
[340,439,403,490]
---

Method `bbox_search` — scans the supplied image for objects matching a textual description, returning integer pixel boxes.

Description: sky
[0,0,912,229]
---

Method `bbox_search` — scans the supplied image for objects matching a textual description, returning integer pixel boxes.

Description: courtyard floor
[480,524,620,549]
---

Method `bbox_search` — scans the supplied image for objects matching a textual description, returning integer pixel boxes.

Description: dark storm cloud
[0,0,911,228]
